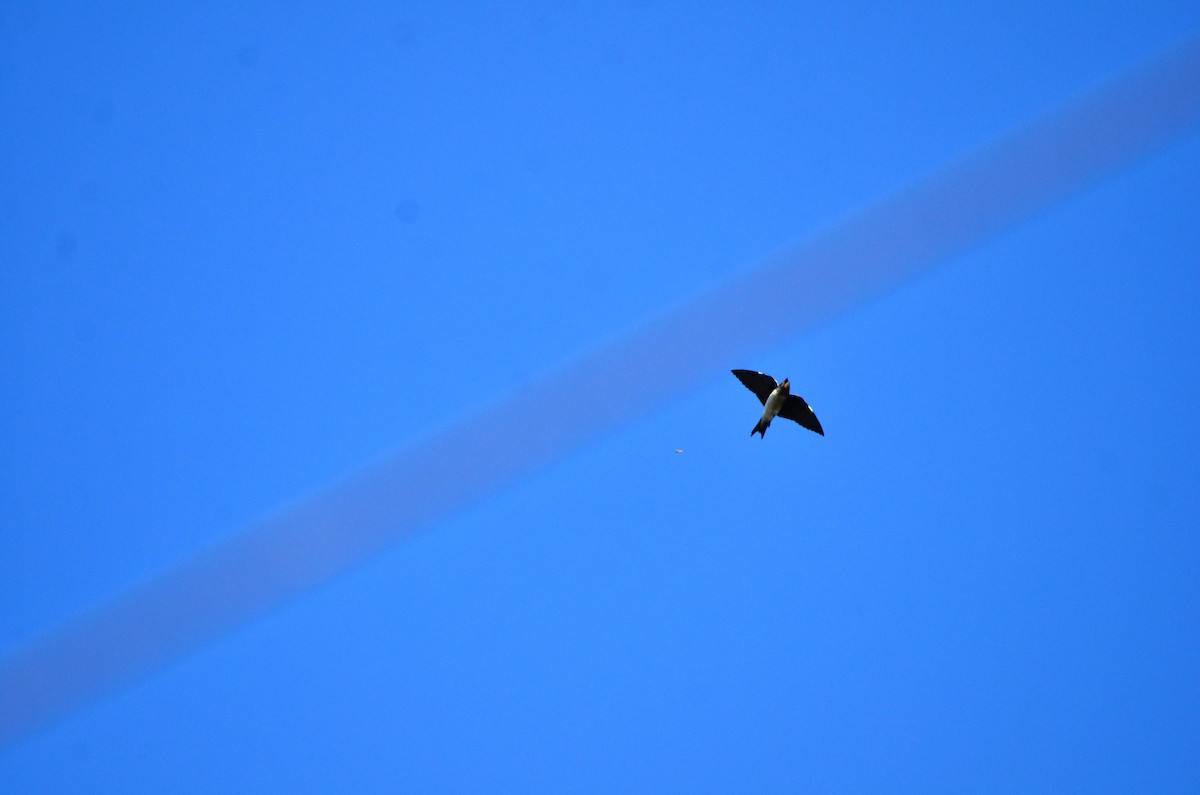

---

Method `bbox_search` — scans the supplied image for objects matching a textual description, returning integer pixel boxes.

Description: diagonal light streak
[2,37,1198,749]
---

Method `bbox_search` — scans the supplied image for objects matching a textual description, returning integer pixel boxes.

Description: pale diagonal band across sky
[1,36,1197,749]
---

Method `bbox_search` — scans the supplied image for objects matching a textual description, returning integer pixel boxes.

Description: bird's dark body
[732,369,824,437]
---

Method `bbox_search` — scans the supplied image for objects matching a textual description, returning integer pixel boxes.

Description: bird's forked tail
[751,419,769,438]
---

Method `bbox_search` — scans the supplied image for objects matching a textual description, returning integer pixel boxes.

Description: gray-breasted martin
[732,370,824,438]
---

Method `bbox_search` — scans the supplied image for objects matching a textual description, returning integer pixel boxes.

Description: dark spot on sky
[395,199,421,224]
[235,45,260,69]
[92,99,114,125]
[56,231,78,260]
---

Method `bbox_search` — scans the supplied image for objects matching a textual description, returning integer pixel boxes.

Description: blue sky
[2,2,1199,792]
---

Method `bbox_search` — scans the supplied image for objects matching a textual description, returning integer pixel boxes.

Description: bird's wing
[780,395,825,436]
[731,369,778,404]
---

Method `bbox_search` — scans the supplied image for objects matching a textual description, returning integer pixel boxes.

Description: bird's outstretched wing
[731,369,778,404]
[780,395,825,436]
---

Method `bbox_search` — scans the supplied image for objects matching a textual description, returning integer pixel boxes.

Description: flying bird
[732,369,824,438]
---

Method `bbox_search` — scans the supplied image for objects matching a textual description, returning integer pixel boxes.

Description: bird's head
[781,378,791,393]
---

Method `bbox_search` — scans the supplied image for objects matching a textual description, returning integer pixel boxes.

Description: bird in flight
[732,370,824,438]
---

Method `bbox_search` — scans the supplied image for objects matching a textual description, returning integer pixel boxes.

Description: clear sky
[2,2,1199,792]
